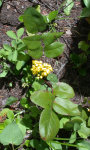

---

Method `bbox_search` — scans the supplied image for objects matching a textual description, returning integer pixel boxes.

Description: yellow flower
[31,60,53,79]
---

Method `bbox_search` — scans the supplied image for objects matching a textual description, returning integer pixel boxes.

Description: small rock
[66,30,72,35]
[22,6,24,9]
[7,5,10,9]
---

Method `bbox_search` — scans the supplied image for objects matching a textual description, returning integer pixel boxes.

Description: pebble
[7,5,10,9]
[22,6,24,9]
[66,30,72,35]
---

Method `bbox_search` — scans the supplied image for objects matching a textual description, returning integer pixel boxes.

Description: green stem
[54,137,70,140]
[47,140,85,150]
[12,144,14,150]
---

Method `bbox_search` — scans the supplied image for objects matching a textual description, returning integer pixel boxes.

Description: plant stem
[12,144,14,150]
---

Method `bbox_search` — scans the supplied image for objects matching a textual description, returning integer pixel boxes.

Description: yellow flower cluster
[31,60,53,79]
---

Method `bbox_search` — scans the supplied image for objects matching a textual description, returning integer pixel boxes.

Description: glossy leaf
[77,140,90,150]
[69,132,76,143]
[53,97,80,116]
[16,61,25,70]
[22,7,47,33]
[39,108,59,141]
[64,0,74,16]
[0,122,24,145]
[49,141,62,150]
[59,117,70,129]
[53,82,75,98]
[30,91,55,108]
[0,0,3,7]
[44,10,58,23]
[0,70,8,77]
[45,42,64,58]
[83,0,90,8]
[78,122,90,138]
[71,116,84,124]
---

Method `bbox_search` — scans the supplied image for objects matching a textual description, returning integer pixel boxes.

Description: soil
[0,0,90,148]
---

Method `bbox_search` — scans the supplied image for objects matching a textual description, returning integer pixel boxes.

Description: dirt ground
[0,0,90,109]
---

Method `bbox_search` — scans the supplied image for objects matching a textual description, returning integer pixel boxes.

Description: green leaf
[0,122,24,145]
[71,116,84,124]
[17,28,24,39]
[30,106,40,118]
[88,117,90,126]
[78,122,90,138]
[0,0,3,7]
[17,122,26,137]
[42,32,63,47]
[30,91,55,108]
[81,110,88,120]
[0,70,8,77]
[59,118,70,129]
[32,81,42,91]
[53,97,80,116]
[23,35,43,59]
[64,0,74,16]
[16,61,25,70]
[77,140,90,150]
[83,0,90,8]
[45,42,64,58]
[30,139,49,150]
[5,96,18,106]
[80,8,90,17]
[47,73,58,83]
[23,34,41,43]
[69,132,76,143]
[45,10,58,23]
[23,37,41,49]
[20,97,30,108]
[78,41,89,51]
[6,31,17,39]
[17,52,29,61]
[18,15,23,22]
[0,123,4,133]
[3,44,12,51]
[53,82,75,99]
[0,108,11,116]
[49,141,62,150]
[7,111,14,120]
[11,40,17,49]
[22,7,47,33]
[28,47,43,59]
[0,108,14,121]
[12,50,18,62]
[17,43,26,51]
[39,108,59,141]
